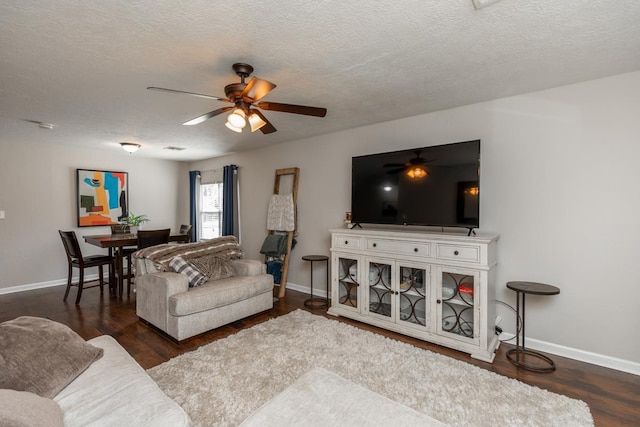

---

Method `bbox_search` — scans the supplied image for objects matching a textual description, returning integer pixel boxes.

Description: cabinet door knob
[436,299,442,304]
[373,243,377,247]
[454,250,459,255]
[414,248,418,252]
[345,240,349,245]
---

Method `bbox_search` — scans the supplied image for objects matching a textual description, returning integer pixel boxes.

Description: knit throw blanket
[132,236,243,273]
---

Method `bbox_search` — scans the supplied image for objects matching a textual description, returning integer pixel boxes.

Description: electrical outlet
[495,315,502,326]
[0,210,5,219]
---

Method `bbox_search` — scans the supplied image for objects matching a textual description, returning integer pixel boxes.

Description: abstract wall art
[76,169,128,227]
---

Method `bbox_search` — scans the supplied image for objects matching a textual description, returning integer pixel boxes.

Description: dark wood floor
[1,284,638,426]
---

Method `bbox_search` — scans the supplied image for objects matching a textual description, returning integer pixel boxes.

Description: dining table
[83,232,190,297]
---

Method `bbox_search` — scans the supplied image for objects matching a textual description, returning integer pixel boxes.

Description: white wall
[0,141,190,290]
[192,71,640,368]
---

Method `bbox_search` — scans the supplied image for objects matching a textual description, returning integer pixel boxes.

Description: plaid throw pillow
[169,256,207,288]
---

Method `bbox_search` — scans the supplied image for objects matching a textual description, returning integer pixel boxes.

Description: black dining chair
[59,230,115,304]
[110,225,136,296]
[137,228,171,249]
[179,224,193,242]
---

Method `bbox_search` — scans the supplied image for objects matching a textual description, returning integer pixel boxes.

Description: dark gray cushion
[0,316,103,398]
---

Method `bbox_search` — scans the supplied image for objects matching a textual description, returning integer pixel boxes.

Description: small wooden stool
[302,255,329,309]
[506,281,560,372]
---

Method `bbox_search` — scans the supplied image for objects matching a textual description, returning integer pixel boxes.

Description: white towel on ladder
[267,194,295,231]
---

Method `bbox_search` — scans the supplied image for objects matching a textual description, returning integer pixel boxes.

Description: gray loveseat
[134,237,274,341]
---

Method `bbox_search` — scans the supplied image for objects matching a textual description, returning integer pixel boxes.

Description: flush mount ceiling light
[120,142,141,153]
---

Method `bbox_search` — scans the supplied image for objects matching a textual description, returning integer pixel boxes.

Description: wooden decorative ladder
[268,167,299,298]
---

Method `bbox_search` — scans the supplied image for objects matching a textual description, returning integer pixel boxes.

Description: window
[199,182,223,240]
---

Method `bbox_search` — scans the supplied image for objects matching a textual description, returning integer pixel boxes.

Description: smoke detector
[472,0,503,9]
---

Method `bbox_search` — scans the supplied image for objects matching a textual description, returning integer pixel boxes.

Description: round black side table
[506,281,560,372]
[302,255,329,309]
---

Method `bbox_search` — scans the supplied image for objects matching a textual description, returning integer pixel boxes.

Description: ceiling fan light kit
[225,121,243,133]
[227,108,247,129]
[248,111,267,132]
[148,63,327,135]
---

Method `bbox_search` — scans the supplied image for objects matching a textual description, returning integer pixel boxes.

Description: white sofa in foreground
[55,335,191,427]
[1,316,191,427]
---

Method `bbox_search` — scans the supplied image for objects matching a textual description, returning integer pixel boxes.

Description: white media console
[328,228,500,362]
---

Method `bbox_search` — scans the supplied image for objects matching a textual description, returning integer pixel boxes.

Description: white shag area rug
[148,310,593,427]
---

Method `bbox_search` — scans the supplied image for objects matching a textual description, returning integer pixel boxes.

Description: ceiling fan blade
[251,110,277,134]
[241,77,276,102]
[384,163,406,167]
[386,167,406,175]
[147,87,231,102]
[183,106,234,126]
[255,101,327,117]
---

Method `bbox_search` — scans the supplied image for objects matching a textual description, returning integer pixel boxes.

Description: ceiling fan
[384,150,435,178]
[148,63,327,134]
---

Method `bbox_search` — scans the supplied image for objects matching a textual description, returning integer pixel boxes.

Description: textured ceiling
[2,0,640,161]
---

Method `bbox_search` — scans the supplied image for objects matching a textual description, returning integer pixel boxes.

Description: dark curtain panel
[222,165,238,236]
[189,170,199,242]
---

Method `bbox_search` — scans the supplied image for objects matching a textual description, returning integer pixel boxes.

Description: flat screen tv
[351,139,480,231]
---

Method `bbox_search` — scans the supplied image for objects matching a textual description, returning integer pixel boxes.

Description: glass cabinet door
[367,260,393,321]
[438,269,479,343]
[398,264,429,329]
[336,256,360,310]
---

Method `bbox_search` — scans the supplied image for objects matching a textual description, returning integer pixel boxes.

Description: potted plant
[121,212,149,234]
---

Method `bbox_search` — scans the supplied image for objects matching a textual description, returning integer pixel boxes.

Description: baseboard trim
[277,281,327,298]
[0,274,102,296]
[526,338,640,376]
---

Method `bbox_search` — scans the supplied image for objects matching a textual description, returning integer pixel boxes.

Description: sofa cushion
[231,259,266,276]
[189,254,235,281]
[55,335,191,427]
[169,256,207,288]
[169,274,274,317]
[0,316,103,398]
[0,389,64,427]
